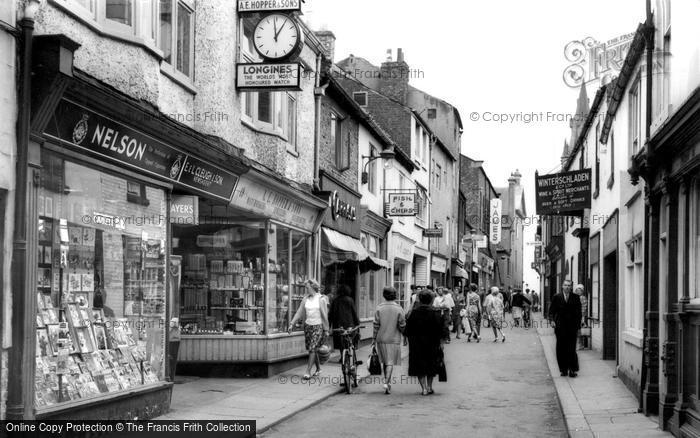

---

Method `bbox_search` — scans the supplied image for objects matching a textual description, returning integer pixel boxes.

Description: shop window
[126,181,149,206]
[36,152,166,409]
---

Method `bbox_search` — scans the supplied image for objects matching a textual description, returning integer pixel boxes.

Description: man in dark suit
[548,280,582,377]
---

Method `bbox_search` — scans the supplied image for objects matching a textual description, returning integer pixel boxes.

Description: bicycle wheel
[342,350,352,394]
[351,349,358,388]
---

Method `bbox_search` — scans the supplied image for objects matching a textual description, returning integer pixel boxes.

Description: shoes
[428,389,434,395]
[493,338,498,342]
[560,372,567,377]
[421,390,429,396]
[356,360,363,365]
[456,336,461,339]
[467,338,471,342]
[302,374,311,381]
[502,335,506,343]
[312,370,321,377]
[476,337,480,343]
[569,371,578,378]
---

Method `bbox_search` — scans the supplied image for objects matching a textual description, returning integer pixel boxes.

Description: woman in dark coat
[328,284,360,350]
[405,290,445,395]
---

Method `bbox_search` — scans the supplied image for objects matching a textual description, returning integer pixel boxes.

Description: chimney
[315,30,336,62]
[379,47,410,104]
[386,49,393,62]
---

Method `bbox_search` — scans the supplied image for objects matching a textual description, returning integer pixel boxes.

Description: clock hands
[274,18,288,42]
[273,18,279,42]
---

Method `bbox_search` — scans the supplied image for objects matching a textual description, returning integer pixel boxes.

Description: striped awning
[321,228,368,267]
[453,266,470,279]
[321,228,389,271]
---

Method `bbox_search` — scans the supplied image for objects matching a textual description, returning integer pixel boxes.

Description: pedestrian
[329,284,360,354]
[465,284,482,342]
[452,287,465,339]
[168,317,181,382]
[573,284,588,350]
[373,287,406,395]
[523,288,534,328]
[288,279,330,381]
[433,288,452,343]
[405,290,445,396]
[484,287,506,342]
[532,290,540,313]
[548,280,582,377]
[511,289,531,327]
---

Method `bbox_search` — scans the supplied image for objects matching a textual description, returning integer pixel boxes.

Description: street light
[361,146,395,184]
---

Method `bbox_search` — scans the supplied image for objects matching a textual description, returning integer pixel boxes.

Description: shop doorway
[603,252,618,361]
[394,262,409,310]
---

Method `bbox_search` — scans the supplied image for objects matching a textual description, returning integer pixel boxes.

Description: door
[603,252,618,360]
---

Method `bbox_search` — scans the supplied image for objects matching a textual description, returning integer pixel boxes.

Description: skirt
[304,324,324,351]
[376,342,402,366]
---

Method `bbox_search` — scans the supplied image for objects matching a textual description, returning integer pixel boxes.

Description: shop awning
[321,228,389,271]
[454,266,470,279]
[321,228,368,266]
[360,256,391,272]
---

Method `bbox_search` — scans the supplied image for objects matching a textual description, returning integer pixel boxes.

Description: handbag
[368,344,382,375]
[463,317,472,335]
[437,346,447,382]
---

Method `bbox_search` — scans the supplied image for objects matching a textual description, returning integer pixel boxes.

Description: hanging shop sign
[385,192,417,217]
[490,198,502,245]
[431,255,447,273]
[423,228,443,238]
[535,169,592,215]
[236,63,302,91]
[237,0,302,13]
[44,99,240,201]
[319,174,361,237]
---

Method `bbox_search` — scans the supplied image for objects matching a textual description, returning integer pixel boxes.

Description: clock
[253,13,303,61]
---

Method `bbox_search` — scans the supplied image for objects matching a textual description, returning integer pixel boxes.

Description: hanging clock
[253,13,304,61]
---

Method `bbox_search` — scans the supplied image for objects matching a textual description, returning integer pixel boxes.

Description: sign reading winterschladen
[535,169,592,215]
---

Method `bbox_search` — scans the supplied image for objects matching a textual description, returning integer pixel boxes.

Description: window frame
[159,0,195,82]
[353,92,368,107]
[332,111,349,170]
[367,144,378,195]
[629,74,642,156]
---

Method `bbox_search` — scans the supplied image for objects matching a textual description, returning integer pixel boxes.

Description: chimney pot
[397,48,404,63]
[386,49,392,62]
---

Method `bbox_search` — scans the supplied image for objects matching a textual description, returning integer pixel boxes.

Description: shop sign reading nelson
[44,99,239,201]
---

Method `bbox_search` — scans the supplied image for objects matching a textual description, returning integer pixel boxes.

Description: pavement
[260,317,567,438]
[155,343,386,433]
[535,315,671,438]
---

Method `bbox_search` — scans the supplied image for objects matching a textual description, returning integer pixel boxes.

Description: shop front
[316,173,386,341]
[430,254,448,289]
[391,233,415,310]
[174,169,328,377]
[23,50,248,419]
[358,207,392,338]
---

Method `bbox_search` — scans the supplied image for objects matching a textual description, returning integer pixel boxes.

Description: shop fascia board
[244,166,329,212]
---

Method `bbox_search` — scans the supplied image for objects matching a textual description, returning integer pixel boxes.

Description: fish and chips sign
[535,169,592,215]
[386,192,417,217]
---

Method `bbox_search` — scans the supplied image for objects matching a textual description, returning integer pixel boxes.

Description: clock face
[253,13,301,60]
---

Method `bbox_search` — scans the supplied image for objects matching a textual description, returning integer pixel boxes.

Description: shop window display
[35,152,166,409]
[173,218,266,335]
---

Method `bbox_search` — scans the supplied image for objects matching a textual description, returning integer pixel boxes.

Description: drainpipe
[639,0,654,414]
[313,52,324,192]
[7,0,39,420]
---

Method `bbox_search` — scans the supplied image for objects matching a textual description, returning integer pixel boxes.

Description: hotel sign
[237,0,301,12]
[236,63,302,91]
[535,169,592,215]
[386,192,417,217]
[44,99,239,201]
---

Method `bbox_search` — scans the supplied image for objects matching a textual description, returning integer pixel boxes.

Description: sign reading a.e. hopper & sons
[535,169,592,215]
[44,99,239,201]
[237,0,301,12]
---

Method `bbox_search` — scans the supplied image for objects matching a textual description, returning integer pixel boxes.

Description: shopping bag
[368,345,382,375]
[437,347,447,382]
[463,317,472,335]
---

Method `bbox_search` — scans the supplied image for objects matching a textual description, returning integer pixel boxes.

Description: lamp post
[361,146,395,185]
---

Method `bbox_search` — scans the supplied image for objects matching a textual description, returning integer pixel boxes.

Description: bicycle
[332,326,363,394]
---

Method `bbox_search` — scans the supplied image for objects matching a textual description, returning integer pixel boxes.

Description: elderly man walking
[548,280,582,377]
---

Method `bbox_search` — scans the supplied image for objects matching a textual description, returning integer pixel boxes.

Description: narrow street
[262,315,566,437]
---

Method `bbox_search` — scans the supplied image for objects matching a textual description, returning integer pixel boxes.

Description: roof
[564,85,609,170]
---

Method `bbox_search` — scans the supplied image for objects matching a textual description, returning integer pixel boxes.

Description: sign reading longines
[236,63,302,91]
[44,99,239,201]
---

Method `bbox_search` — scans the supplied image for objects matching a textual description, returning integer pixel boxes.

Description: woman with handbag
[405,290,445,395]
[288,279,329,380]
[373,287,406,394]
[465,284,482,342]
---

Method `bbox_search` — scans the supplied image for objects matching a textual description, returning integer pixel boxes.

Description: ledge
[622,329,644,348]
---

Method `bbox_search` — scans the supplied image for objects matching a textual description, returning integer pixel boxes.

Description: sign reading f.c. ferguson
[535,169,592,215]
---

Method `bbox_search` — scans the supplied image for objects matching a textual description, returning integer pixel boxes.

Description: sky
[304,0,645,290]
